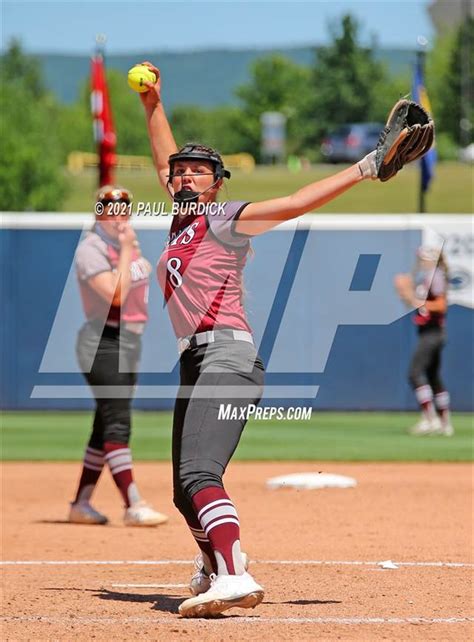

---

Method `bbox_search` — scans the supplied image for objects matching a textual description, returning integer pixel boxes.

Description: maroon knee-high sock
[184,513,218,574]
[192,486,245,576]
[73,446,105,503]
[415,385,437,421]
[103,442,140,508]
[434,390,451,426]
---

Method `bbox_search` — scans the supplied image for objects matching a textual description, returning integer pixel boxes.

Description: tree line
[1,14,472,210]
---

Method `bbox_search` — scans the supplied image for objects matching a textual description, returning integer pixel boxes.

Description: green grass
[61,162,472,214]
[1,411,472,462]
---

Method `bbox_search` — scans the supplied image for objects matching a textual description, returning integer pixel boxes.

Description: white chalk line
[1,559,472,568]
[2,615,473,626]
[111,583,187,588]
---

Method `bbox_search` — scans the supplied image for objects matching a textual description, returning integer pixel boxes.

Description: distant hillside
[38,46,415,109]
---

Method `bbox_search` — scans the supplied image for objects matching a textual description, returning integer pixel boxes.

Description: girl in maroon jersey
[394,247,453,436]
[139,61,392,617]
[70,185,168,527]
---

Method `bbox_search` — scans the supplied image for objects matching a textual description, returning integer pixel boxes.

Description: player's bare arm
[139,61,178,192]
[235,163,365,236]
[235,99,434,236]
[394,274,447,313]
[87,223,135,307]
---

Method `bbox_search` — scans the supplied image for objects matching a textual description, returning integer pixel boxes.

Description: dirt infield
[1,462,472,640]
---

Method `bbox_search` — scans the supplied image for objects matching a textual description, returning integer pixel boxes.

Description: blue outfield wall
[1,214,472,411]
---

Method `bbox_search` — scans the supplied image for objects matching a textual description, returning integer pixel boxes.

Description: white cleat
[124,501,168,527]
[409,416,442,436]
[69,501,108,525]
[179,571,264,618]
[189,552,249,596]
[438,423,454,437]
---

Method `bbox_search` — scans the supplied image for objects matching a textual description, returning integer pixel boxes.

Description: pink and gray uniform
[72,224,151,510]
[76,229,150,326]
[413,267,447,328]
[159,201,265,579]
[157,201,252,337]
[409,264,451,428]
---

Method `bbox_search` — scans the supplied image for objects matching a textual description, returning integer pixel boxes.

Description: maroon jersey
[413,266,447,328]
[76,228,150,325]
[157,201,252,338]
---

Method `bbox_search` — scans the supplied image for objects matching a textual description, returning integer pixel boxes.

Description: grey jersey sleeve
[207,201,251,248]
[430,268,447,297]
[75,234,111,281]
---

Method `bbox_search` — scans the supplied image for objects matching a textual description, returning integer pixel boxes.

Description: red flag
[90,52,116,186]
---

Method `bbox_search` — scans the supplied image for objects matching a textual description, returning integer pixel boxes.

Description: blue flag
[412,59,437,192]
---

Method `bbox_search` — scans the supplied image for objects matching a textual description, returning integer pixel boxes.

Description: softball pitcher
[138,62,434,617]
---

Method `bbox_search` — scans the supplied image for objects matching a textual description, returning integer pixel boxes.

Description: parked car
[321,123,384,163]
[459,143,474,163]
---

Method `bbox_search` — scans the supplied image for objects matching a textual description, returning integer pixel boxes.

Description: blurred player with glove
[394,247,453,436]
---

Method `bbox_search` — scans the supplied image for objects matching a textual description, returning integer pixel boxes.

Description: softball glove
[375,99,434,182]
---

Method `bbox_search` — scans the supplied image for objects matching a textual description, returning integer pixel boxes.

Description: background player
[394,247,453,436]
[138,61,429,617]
[69,185,169,526]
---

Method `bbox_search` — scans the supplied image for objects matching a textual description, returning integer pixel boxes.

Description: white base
[266,472,357,490]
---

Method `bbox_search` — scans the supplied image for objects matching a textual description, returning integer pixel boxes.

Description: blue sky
[2,1,434,53]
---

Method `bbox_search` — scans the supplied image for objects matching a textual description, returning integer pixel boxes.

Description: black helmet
[168,144,231,181]
[167,144,230,205]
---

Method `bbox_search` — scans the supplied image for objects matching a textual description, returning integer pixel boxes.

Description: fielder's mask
[168,144,231,204]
